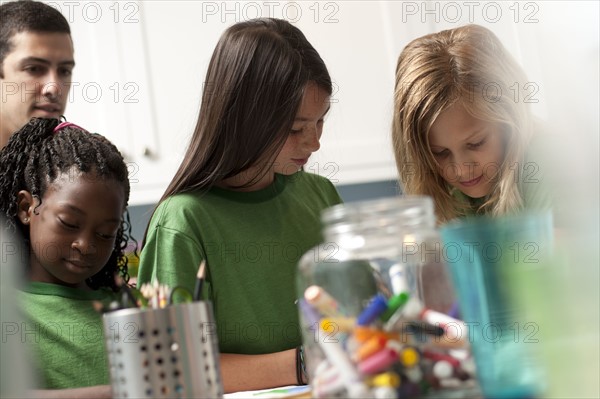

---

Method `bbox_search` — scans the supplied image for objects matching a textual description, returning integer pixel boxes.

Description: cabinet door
[63,1,164,205]
[294,1,403,185]
[63,1,597,205]
[64,1,229,205]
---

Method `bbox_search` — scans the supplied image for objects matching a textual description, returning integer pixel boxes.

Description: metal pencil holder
[103,301,223,399]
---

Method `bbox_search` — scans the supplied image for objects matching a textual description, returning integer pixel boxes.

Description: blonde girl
[393,24,550,223]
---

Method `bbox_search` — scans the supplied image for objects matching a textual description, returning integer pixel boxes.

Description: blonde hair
[392,24,534,223]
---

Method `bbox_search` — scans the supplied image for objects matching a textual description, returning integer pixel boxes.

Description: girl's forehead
[45,169,126,208]
[49,167,116,187]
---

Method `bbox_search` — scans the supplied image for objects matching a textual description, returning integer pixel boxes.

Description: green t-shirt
[138,172,343,354]
[19,282,113,389]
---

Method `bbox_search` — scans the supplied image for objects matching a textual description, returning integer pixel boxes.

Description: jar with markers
[296,196,478,398]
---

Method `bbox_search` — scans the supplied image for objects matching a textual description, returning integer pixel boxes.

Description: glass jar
[296,196,467,398]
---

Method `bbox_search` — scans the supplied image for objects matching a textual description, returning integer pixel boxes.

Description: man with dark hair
[1,0,74,148]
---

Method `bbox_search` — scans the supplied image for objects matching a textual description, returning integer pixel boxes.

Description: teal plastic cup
[440,212,553,399]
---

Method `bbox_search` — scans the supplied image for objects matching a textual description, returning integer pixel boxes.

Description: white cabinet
[64,1,405,204]
[65,1,226,205]
[61,1,597,205]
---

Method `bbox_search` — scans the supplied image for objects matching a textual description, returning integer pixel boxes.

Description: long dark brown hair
[160,18,332,200]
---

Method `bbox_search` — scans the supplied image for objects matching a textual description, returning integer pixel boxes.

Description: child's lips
[65,259,92,270]
[460,175,483,187]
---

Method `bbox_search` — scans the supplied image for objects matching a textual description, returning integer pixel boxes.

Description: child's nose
[72,234,97,255]
[451,154,477,178]
[302,126,321,152]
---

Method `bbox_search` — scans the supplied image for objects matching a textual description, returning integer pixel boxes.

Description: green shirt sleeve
[138,199,206,300]
[138,226,203,296]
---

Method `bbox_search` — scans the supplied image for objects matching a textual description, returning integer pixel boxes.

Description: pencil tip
[197,260,206,279]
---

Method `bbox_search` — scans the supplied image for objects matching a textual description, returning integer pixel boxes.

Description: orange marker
[354,335,388,362]
[352,326,398,343]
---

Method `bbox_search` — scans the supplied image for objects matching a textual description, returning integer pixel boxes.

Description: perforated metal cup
[103,301,223,398]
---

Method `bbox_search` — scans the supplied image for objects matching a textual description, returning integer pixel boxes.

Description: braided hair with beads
[0,117,134,291]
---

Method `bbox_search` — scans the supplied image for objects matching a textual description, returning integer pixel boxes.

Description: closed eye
[468,138,486,149]
[58,217,78,229]
[97,232,116,240]
[431,149,449,158]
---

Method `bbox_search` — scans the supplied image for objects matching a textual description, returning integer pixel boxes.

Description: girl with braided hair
[0,117,134,398]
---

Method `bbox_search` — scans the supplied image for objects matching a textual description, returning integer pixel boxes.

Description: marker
[353,326,398,343]
[358,347,399,375]
[369,371,401,388]
[398,346,420,368]
[432,360,454,379]
[404,321,445,337]
[316,338,370,398]
[313,372,345,397]
[384,295,423,331]
[320,317,356,333]
[380,292,409,322]
[420,308,467,343]
[357,293,388,326]
[389,264,410,295]
[402,296,424,319]
[298,299,321,327]
[305,285,342,317]
[311,361,344,397]
[353,335,388,362]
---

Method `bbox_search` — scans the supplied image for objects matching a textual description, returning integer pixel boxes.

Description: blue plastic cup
[440,212,553,399]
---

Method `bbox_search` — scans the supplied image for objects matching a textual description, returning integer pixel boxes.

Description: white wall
[53,1,598,205]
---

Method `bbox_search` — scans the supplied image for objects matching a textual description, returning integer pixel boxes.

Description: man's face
[0,31,74,147]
